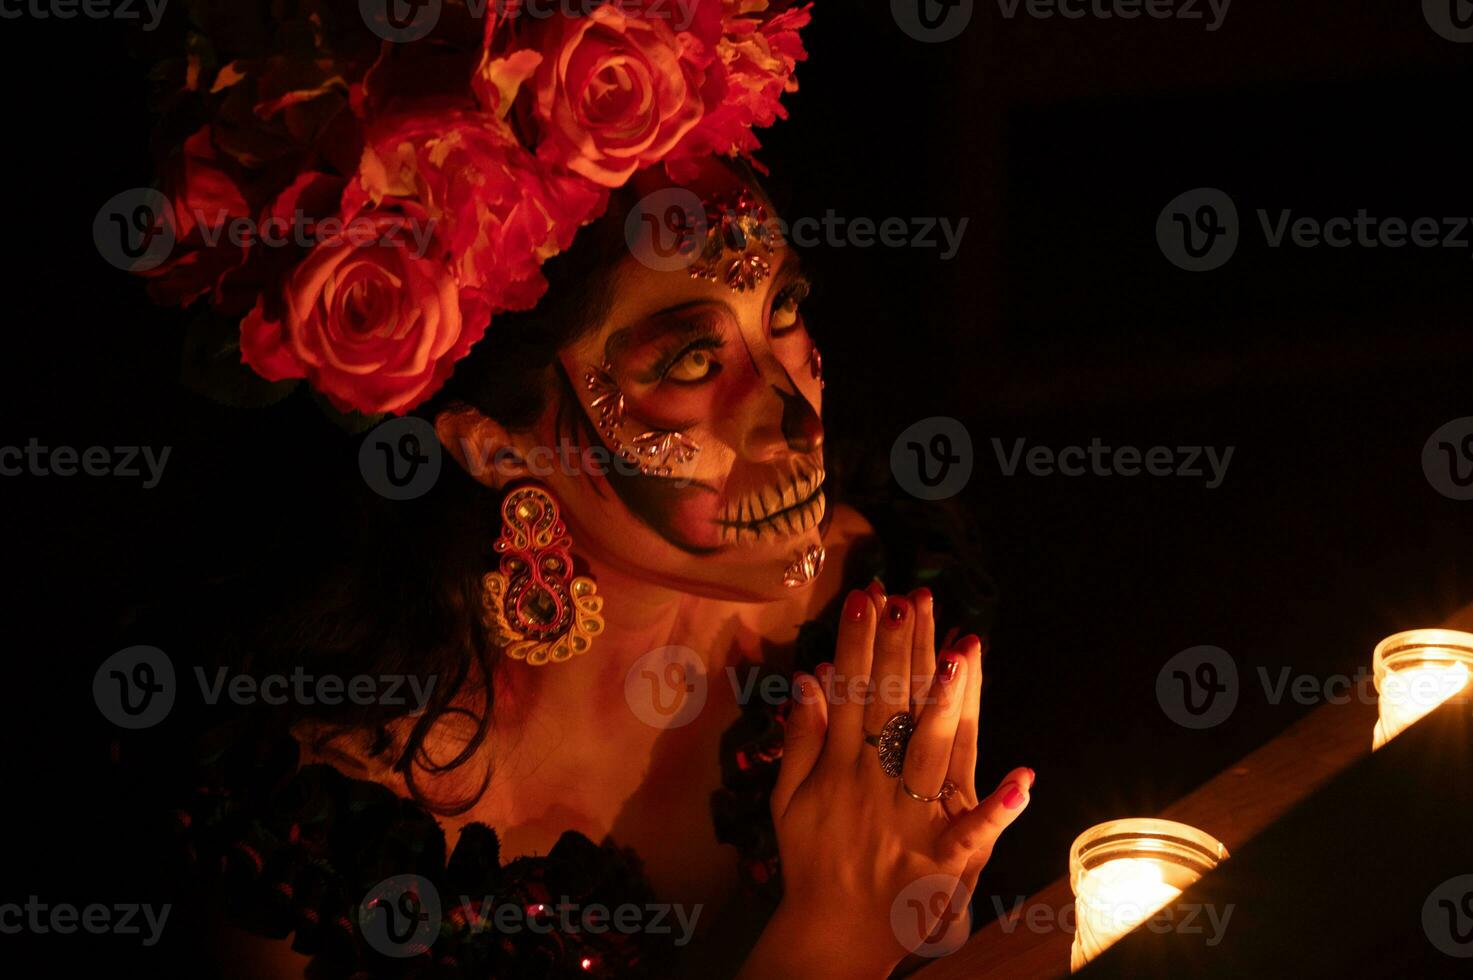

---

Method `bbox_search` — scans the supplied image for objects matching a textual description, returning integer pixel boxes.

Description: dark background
[2,0,1471,974]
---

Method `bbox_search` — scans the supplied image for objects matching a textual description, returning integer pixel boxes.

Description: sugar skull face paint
[436,159,828,602]
[550,164,828,599]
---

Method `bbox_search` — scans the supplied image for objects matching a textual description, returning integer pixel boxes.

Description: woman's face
[531,162,827,602]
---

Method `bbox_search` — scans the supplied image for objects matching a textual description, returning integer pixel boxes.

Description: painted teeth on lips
[718,467,824,526]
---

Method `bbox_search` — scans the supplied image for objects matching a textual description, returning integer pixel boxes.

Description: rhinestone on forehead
[685,190,781,294]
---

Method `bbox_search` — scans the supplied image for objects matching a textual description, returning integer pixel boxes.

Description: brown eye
[666,348,716,382]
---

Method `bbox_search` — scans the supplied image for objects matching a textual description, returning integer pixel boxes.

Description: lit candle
[1372,629,1473,750]
[1069,818,1228,971]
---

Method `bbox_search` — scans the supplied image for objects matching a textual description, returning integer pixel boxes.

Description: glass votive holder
[1069,817,1229,972]
[1372,628,1473,750]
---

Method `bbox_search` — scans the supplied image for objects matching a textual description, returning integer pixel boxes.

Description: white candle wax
[1073,858,1184,966]
[1373,659,1470,749]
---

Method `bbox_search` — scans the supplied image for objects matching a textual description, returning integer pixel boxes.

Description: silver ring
[872,711,916,777]
[903,778,958,805]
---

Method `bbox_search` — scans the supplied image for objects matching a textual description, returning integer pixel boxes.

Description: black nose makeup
[775,385,824,454]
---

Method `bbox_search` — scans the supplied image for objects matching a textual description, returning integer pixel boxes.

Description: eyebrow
[601,250,807,365]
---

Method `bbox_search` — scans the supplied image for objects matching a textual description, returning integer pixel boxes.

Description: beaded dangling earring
[480,485,605,666]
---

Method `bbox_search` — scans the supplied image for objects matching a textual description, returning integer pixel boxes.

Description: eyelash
[655,333,725,383]
[770,278,812,335]
[652,277,814,383]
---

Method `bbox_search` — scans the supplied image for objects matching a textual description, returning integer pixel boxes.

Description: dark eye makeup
[626,268,816,387]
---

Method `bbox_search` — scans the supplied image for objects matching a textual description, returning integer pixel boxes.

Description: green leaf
[179,311,300,408]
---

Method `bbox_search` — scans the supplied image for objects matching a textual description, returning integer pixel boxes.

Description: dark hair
[144,162,790,816]
[154,185,645,816]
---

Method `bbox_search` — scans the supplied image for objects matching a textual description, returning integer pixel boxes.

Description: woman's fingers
[946,634,987,804]
[771,672,829,819]
[862,593,917,746]
[911,589,937,706]
[898,648,967,800]
[827,590,877,760]
[936,767,1035,867]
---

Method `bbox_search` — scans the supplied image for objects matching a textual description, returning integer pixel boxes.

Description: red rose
[665,1,812,182]
[530,6,706,187]
[137,126,255,311]
[345,109,608,311]
[239,202,483,416]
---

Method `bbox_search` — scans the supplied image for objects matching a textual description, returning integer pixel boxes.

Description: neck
[488,551,793,732]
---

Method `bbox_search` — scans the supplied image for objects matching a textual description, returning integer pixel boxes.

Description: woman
[129,2,1033,976]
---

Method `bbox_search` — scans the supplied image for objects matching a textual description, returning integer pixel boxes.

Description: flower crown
[135,0,812,418]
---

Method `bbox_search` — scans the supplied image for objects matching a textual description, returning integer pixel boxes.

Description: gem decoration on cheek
[583,361,702,477]
[685,190,780,294]
[782,543,826,589]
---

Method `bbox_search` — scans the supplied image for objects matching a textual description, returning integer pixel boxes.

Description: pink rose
[530,6,706,187]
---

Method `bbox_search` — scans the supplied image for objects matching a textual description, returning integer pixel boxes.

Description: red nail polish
[938,654,960,684]
[1024,768,1036,787]
[844,591,868,621]
[885,597,909,626]
[915,587,932,603]
[866,579,887,613]
[1002,784,1025,809]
